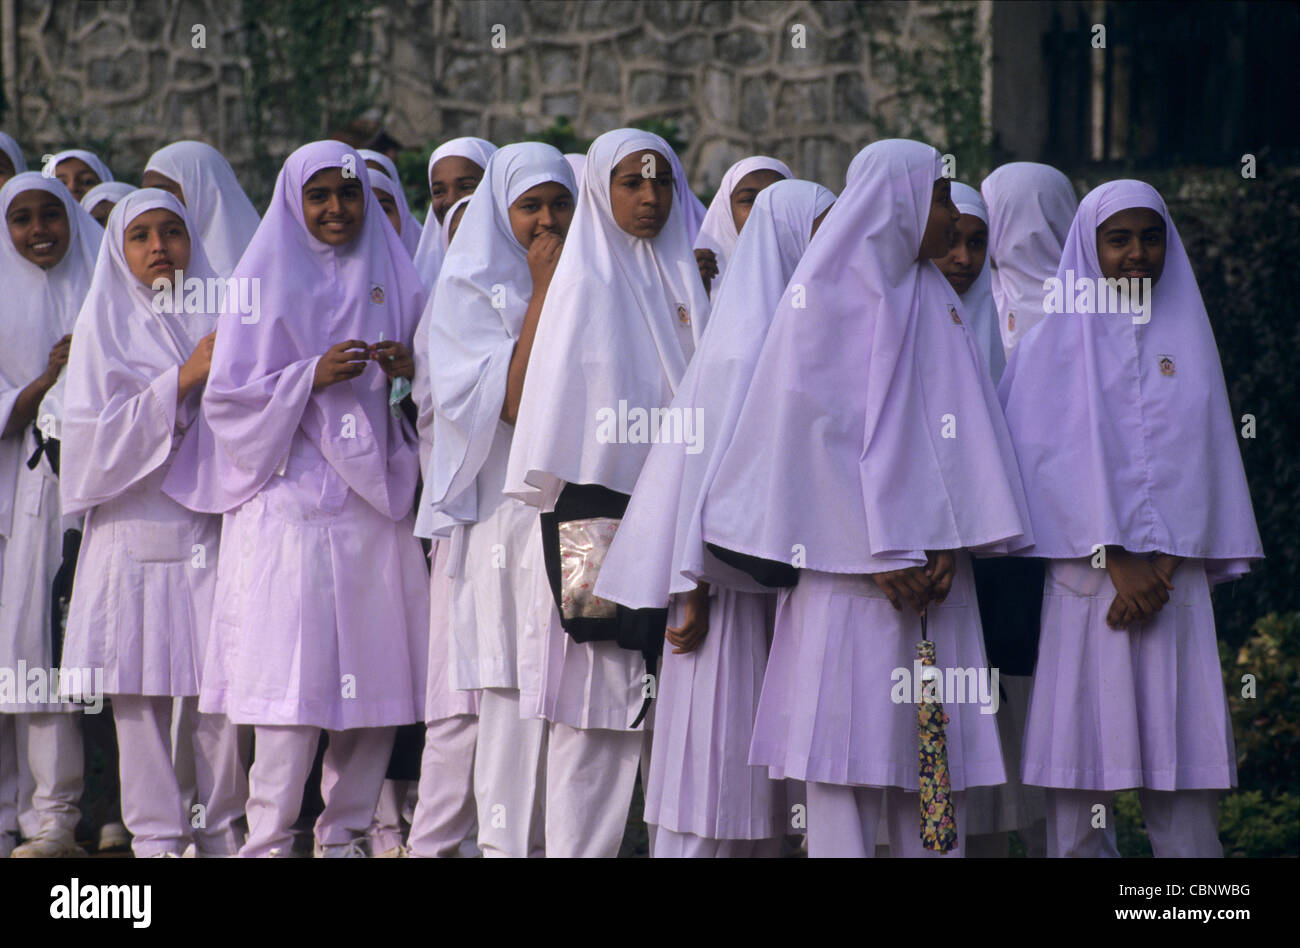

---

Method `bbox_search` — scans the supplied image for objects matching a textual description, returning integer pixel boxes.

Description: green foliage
[526,116,591,155]
[628,118,687,158]
[396,144,437,222]
[1114,791,1153,858]
[1224,611,1300,796]
[1219,791,1300,857]
[240,0,379,205]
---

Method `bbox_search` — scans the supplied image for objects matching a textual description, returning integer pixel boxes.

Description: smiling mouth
[29,240,56,253]
[321,220,349,231]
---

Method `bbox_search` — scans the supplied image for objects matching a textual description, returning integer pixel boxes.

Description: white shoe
[11,836,88,858]
[98,822,131,852]
[313,837,369,858]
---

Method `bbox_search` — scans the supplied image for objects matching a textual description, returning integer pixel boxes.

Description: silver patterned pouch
[557,517,621,620]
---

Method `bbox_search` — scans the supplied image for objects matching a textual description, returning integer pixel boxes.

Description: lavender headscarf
[951,181,1007,384]
[162,140,426,519]
[981,162,1077,354]
[144,141,261,276]
[361,149,423,259]
[701,140,1034,573]
[693,155,792,278]
[411,137,497,290]
[596,179,836,608]
[503,128,711,511]
[60,189,219,516]
[998,180,1262,582]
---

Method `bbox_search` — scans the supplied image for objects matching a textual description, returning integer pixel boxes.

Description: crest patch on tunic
[949,304,962,325]
[676,304,690,326]
[1158,354,1176,377]
[1007,312,1015,332]
[370,283,385,305]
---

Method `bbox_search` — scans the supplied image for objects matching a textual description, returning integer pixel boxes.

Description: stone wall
[1,0,989,200]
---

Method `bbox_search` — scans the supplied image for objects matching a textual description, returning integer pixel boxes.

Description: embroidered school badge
[677,304,690,326]
[1007,312,1015,332]
[1158,355,1176,377]
[370,283,385,305]
[949,305,962,325]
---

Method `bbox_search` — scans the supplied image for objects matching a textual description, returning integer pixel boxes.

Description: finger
[876,578,902,611]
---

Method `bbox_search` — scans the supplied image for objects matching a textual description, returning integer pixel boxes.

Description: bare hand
[871,565,934,615]
[369,340,414,381]
[312,339,369,391]
[178,331,217,398]
[666,583,710,654]
[1104,548,1173,629]
[43,334,73,384]
[694,248,718,294]
[925,550,956,605]
[526,232,564,291]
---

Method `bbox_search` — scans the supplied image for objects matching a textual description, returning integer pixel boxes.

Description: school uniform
[144,142,260,278]
[597,180,835,857]
[47,149,115,190]
[411,138,497,291]
[58,190,247,857]
[999,180,1262,858]
[980,162,1078,356]
[80,183,138,220]
[0,174,100,855]
[163,141,430,857]
[700,140,1038,858]
[504,129,711,858]
[692,156,790,283]
[364,161,422,261]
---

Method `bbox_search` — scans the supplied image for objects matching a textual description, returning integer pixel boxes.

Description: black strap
[27,424,60,476]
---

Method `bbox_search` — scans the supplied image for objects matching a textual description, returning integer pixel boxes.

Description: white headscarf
[504,128,711,511]
[60,189,220,516]
[422,143,575,535]
[46,149,114,185]
[0,173,102,535]
[0,132,26,175]
[596,179,835,607]
[981,162,1077,355]
[80,181,138,216]
[411,137,497,290]
[693,155,791,277]
[361,149,423,259]
[950,182,1006,384]
[564,152,586,185]
[144,141,261,277]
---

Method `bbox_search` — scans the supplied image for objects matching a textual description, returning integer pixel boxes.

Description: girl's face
[364,159,387,175]
[90,201,115,227]
[429,156,484,223]
[142,169,186,205]
[301,167,365,246]
[729,169,785,233]
[6,190,71,269]
[1096,207,1166,286]
[508,181,574,249]
[0,151,16,187]
[55,157,102,201]
[935,213,988,295]
[374,186,402,235]
[123,208,191,287]
[918,177,960,260]
[447,202,468,245]
[609,149,673,239]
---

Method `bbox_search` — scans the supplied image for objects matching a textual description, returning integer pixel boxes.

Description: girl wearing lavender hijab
[504,128,711,858]
[0,173,100,858]
[163,141,430,857]
[143,141,261,278]
[422,142,577,858]
[999,180,1262,858]
[411,137,496,290]
[980,162,1078,357]
[691,156,791,295]
[700,140,1036,858]
[596,179,835,857]
[57,189,247,857]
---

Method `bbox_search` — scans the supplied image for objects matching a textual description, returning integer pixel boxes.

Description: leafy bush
[1223,611,1300,796]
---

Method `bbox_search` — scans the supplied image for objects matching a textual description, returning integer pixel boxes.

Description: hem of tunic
[1020,763,1237,792]
[643,805,785,840]
[750,744,1007,791]
[201,691,421,731]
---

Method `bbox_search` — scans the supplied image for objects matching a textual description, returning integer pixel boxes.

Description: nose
[638,179,658,205]
[537,203,556,230]
[326,193,343,217]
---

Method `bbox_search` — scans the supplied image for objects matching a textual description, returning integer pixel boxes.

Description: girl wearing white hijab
[692,155,791,293]
[596,179,835,857]
[47,149,115,202]
[364,159,423,260]
[980,162,1078,355]
[423,142,577,858]
[57,189,247,857]
[411,137,497,289]
[935,183,1007,384]
[700,140,1036,858]
[0,131,27,186]
[504,128,711,858]
[143,141,261,277]
[0,173,101,858]
[81,182,139,227]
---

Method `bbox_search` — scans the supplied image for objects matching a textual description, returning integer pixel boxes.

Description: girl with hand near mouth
[163,141,429,858]
[692,156,791,295]
[0,172,101,858]
[999,180,1262,858]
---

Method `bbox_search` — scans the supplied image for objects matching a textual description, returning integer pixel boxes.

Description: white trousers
[806,783,969,858]
[112,695,245,857]
[474,688,546,857]
[544,721,650,859]
[652,826,782,858]
[409,714,479,857]
[1045,788,1223,858]
[0,711,82,844]
[240,725,395,857]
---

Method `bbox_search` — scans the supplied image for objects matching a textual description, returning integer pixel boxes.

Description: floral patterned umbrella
[917,611,957,853]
